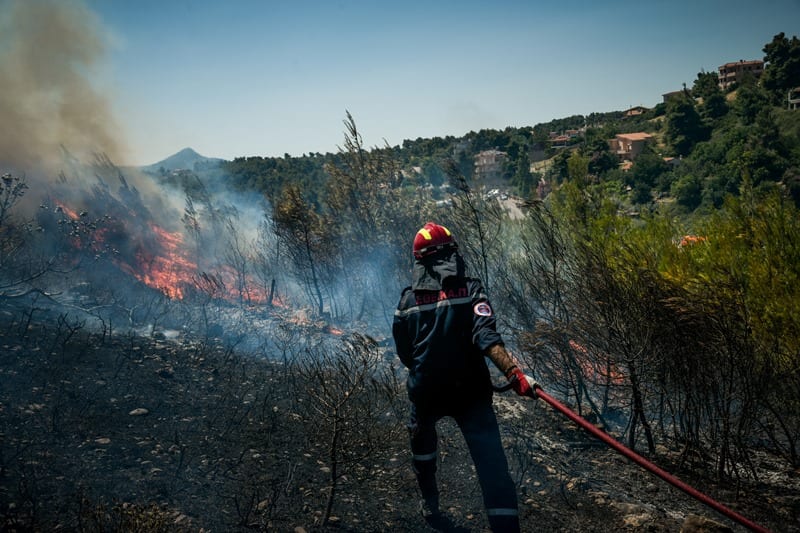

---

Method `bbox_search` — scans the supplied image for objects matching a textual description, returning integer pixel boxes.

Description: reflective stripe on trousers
[412,450,437,462]
[488,508,519,516]
[409,400,519,530]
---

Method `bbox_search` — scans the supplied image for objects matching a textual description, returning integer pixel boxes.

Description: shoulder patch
[473,302,493,317]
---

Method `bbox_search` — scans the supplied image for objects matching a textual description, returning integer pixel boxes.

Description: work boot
[419,499,452,531]
[419,498,440,518]
[487,513,520,533]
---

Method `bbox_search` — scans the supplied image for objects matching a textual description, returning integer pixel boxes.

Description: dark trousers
[409,399,520,532]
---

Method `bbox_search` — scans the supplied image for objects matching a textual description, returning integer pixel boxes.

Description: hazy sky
[34,1,800,165]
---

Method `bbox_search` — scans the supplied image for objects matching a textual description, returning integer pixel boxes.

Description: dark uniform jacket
[392,250,503,409]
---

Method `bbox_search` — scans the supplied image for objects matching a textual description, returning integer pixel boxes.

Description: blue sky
[83,0,800,165]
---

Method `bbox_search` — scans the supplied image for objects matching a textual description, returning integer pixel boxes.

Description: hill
[142,147,225,173]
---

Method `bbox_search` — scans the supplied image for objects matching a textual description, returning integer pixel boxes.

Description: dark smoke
[0,0,123,176]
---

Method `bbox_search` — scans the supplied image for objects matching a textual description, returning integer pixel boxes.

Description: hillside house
[609,132,653,161]
[662,90,686,103]
[547,128,583,150]
[549,135,570,149]
[474,149,507,181]
[624,106,648,118]
[718,59,764,90]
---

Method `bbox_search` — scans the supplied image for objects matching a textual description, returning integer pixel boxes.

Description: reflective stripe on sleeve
[395,296,472,317]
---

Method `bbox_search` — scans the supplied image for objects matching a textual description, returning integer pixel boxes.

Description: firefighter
[392,222,535,532]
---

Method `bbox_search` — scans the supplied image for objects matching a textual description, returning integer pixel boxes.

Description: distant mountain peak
[175,147,202,158]
[144,147,225,172]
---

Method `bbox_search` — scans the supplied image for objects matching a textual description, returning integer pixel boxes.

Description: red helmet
[413,222,457,259]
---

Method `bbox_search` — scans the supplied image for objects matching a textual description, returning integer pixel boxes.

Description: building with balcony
[474,149,507,181]
[549,135,570,149]
[609,132,653,161]
[718,59,764,90]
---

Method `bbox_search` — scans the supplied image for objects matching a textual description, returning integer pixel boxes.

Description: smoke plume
[0,0,122,175]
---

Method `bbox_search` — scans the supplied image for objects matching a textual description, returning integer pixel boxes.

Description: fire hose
[495,381,771,533]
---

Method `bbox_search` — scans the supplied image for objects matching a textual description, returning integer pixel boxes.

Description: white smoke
[0,0,123,176]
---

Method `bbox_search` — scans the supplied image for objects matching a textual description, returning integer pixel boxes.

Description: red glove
[507,367,534,397]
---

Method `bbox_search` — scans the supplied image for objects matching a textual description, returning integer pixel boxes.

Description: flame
[53,198,283,305]
[127,224,197,299]
[54,201,197,298]
[568,340,625,385]
[285,309,343,335]
[55,202,80,220]
[211,264,276,305]
[125,226,281,303]
[53,200,100,253]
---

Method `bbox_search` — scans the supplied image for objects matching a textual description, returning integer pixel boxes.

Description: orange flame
[54,199,283,304]
[568,340,625,385]
[129,224,197,299]
[55,202,80,220]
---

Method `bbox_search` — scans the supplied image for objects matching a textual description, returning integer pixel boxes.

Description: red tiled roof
[616,132,653,141]
[720,59,763,68]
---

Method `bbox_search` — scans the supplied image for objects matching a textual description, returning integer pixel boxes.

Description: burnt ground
[0,310,798,533]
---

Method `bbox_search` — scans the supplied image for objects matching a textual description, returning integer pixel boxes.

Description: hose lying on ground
[495,380,770,533]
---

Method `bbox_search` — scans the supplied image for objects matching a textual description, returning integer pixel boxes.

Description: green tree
[761,32,800,105]
[683,190,800,468]
[733,79,771,126]
[671,173,703,211]
[692,70,720,101]
[567,150,590,187]
[664,93,707,156]
[511,147,534,198]
[547,150,571,183]
[630,182,652,205]
[584,135,618,178]
[421,157,446,187]
[630,146,669,189]
[693,71,728,123]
